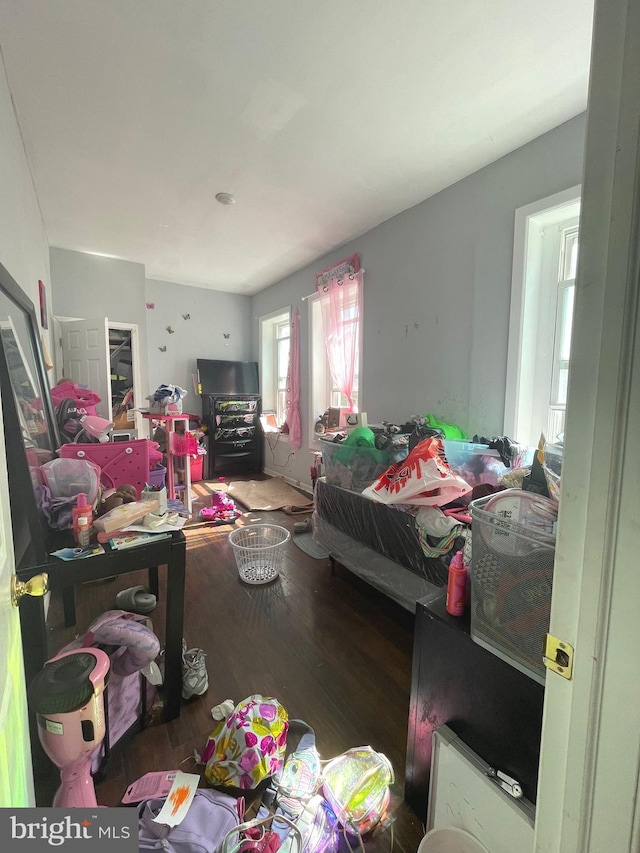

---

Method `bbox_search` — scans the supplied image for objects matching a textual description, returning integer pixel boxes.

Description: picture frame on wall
[38,279,48,329]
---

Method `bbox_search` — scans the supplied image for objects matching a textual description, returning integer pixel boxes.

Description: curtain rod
[301,268,365,300]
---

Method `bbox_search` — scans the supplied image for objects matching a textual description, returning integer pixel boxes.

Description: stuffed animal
[97,484,138,516]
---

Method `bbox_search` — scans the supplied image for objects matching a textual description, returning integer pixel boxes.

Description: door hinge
[543,633,574,679]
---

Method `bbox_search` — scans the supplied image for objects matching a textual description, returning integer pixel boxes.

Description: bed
[312,477,451,612]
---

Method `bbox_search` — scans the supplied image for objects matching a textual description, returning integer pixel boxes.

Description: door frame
[107,320,144,436]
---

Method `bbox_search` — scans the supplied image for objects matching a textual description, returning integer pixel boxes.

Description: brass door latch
[543,633,574,679]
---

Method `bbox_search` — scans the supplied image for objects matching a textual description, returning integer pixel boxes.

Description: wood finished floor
[45,475,425,853]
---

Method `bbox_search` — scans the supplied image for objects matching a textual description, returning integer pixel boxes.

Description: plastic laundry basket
[228,524,291,584]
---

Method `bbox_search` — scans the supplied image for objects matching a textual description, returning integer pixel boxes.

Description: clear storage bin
[320,437,408,493]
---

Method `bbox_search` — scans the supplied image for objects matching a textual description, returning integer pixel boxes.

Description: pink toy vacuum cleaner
[29,647,110,807]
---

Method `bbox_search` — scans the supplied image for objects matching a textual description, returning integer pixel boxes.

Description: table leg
[163,538,186,721]
[62,586,76,627]
[20,596,59,804]
[148,566,159,599]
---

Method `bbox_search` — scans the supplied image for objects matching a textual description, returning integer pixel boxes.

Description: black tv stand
[202,394,262,477]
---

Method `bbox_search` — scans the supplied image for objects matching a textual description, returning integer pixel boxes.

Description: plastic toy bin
[190,455,204,482]
[319,437,407,493]
[442,439,509,488]
[148,465,166,488]
[59,440,152,498]
[469,494,556,684]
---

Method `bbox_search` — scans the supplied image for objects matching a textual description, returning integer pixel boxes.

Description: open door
[0,379,36,807]
[57,318,144,434]
[59,318,111,421]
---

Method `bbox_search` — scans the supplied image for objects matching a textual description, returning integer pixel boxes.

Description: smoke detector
[215,192,236,206]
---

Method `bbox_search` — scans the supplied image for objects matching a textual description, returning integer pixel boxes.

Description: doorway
[54,317,144,436]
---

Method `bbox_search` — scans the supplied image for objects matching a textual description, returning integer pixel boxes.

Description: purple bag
[138,788,240,853]
[57,610,160,776]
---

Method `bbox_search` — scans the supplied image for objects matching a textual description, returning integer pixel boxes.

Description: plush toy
[97,484,138,516]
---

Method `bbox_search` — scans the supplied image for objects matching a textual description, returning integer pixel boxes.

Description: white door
[534,1,640,850]
[60,318,111,420]
[0,381,35,807]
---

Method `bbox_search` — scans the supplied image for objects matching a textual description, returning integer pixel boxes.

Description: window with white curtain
[308,292,360,437]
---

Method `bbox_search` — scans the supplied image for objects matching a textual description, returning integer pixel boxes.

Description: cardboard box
[149,399,183,415]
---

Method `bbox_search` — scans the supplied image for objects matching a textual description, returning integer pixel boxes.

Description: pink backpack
[57,609,160,776]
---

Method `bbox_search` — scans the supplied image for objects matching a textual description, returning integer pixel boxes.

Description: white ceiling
[0,0,594,295]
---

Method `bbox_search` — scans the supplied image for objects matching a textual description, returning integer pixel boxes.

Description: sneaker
[156,638,187,684]
[182,648,209,699]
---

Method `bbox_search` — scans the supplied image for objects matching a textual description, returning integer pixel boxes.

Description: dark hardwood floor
[45,475,426,852]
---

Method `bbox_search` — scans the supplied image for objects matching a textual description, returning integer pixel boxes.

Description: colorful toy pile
[199,488,241,524]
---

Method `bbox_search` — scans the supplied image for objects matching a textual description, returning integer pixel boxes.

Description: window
[505,186,581,447]
[259,308,291,427]
[308,290,361,438]
[274,317,290,425]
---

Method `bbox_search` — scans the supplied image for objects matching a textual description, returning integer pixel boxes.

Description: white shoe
[182,648,209,699]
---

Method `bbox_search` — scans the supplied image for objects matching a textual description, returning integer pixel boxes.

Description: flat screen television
[197,359,260,396]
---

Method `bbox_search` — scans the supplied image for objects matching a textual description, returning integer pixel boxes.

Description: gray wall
[50,248,150,400]
[48,250,252,420]
[145,278,253,419]
[252,113,587,489]
[0,57,51,347]
[50,248,147,329]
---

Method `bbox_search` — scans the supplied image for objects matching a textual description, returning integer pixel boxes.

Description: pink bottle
[446,550,467,616]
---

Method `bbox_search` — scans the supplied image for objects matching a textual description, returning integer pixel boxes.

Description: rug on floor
[292,531,330,560]
[227,478,313,511]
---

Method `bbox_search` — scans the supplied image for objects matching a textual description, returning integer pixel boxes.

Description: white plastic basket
[228,523,291,584]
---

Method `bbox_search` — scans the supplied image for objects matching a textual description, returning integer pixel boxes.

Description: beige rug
[227,478,313,511]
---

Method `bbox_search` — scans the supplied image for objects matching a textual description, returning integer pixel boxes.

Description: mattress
[313,478,449,589]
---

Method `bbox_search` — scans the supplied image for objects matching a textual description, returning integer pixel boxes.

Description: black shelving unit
[405,589,545,822]
[203,394,262,477]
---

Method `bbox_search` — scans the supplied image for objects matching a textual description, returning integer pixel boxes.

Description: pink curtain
[317,269,362,412]
[284,306,302,449]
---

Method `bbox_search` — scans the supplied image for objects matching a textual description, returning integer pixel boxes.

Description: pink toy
[199,488,241,524]
[28,647,111,807]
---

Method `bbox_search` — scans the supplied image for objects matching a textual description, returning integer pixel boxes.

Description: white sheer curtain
[317,269,362,412]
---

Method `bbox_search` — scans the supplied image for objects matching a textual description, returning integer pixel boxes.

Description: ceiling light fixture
[215,192,236,206]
